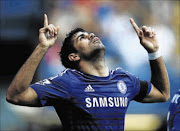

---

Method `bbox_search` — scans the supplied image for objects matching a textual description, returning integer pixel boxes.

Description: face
[72,31,105,60]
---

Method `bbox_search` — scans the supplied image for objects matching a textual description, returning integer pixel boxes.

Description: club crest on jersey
[117,80,127,94]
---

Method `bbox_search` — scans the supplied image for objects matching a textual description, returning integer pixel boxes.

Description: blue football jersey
[30,68,151,131]
[167,90,180,131]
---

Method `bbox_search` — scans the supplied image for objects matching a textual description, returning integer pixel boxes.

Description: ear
[68,53,80,61]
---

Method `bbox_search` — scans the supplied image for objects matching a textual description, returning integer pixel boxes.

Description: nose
[88,33,95,40]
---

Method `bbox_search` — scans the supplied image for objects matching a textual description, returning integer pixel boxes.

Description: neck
[79,57,109,77]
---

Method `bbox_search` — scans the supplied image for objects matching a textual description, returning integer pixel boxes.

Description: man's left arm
[142,57,170,102]
[130,18,170,103]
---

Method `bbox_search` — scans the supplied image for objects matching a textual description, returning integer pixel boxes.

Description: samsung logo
[85,97,128,108]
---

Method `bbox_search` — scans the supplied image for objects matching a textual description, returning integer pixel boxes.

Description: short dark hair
[59,28,85,70]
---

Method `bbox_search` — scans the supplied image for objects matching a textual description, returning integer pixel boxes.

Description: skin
[69,31,108,77]
[6,15,169,107]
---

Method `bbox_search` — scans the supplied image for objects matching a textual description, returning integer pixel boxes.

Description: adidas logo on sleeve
[84,84,95,92]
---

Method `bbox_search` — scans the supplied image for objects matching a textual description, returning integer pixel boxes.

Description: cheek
[78,41,89,50]
[79,47,90,54]
[78,45,91,55]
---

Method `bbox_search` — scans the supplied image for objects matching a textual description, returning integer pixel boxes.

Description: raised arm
[130,18,170,103]
[6,14,59,106]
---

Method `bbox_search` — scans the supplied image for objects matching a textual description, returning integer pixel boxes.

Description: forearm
[150,57,170,99]
[7,45,48,97]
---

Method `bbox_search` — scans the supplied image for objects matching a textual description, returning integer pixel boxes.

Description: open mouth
[92,37,100,43]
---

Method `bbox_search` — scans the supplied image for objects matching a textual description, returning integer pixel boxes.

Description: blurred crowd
[40,0,179,78]
[1,0,179,130]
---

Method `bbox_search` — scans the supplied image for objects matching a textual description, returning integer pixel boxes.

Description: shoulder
[53,68,81,82]
[56,68,78,77]
[111,67,125,74]
[111,67,140,88]
[111,67,136,78]
[34,69,75,84]
[59,68,73,76]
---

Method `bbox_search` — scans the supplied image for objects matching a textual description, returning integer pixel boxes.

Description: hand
[39,14,59,49]
[130,18,159,53]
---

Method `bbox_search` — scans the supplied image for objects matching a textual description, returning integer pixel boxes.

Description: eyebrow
[77,34,85,40]
[74,32,89,41]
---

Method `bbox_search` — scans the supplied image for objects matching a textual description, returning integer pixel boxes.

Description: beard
[80,45,106,61]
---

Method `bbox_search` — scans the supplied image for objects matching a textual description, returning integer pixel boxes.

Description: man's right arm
[6,14,59,107]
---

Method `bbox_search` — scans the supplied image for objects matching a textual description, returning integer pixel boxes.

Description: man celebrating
[6,14,170,131]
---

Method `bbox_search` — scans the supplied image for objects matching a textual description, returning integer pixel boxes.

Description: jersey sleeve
[133,80,152,102]
[30,75,70,106]
[129,73,151,102]
[115,68,151,101]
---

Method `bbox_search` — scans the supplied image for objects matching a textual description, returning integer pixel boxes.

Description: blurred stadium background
[0,0,179,130]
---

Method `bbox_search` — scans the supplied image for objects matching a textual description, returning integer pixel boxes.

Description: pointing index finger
[130,18,140,34]
[44,14,48,27]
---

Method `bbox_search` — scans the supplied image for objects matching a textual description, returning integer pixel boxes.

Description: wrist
[36,44,50,54]
[37,44,50,51]
[148,50,161,60]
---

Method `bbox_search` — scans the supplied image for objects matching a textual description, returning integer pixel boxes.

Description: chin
[81,46,105,61]
[93,45,106,56]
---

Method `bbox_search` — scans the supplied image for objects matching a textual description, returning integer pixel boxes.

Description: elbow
[6,92,14,104]
[165,94,170,102]
[162,86,170,102]
[161,93,170,102]
[6,94,19,104]
[6,89,19,104]
[6,88,11,103]
[6,94,12,103]
[6,93,13,103]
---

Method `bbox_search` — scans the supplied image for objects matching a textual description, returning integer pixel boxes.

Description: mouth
[92,37,100,43]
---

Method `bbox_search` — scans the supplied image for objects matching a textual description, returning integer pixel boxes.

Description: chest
[68,79,135,109]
